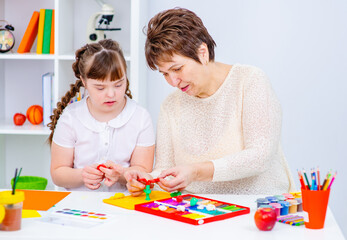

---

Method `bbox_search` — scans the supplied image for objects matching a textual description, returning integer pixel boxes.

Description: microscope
[86,0,121,43]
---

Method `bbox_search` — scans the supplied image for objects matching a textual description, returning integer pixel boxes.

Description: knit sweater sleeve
[211,67,283,182]
[150,103,176,178]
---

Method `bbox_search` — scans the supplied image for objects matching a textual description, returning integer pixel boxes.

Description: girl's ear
[197,42,209,65]
[81,78,86,87]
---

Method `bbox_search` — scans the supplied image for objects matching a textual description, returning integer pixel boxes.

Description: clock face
[0,29,15,53]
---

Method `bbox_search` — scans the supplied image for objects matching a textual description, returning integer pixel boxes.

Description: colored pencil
[311,169,315,190]
[317,167,321,190]
[297,170,306,190]
[302,169,311,190]
[327,172,337,190]
[321,173,328,191]
[322,171,332,190]
[312,173,317,190]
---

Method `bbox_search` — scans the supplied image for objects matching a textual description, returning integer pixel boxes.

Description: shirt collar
[76,95,137,132]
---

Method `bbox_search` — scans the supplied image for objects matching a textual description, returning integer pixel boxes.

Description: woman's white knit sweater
[152,64,296,194]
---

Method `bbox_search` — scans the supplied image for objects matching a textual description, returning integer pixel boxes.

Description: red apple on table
[254,208,277,231]
[13,113,26,126]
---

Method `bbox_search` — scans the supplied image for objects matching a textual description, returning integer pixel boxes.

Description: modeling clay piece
[170,191,182,197]
[109,193,125,200]
[177,205,186,212]
[96,164,110,180]
[176,196,183,203]
[190,197,198,206]
[158,205,168,211]
[137,177,160,185]
[206,204,216,211]
[197,205,205,210]
[96,164,107,171]
[144,185,151,200]
[137,177,161,200]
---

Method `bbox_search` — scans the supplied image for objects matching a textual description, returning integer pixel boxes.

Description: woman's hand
[82,164,105,190]
[99,160,124,187]
[124,169,153,196]
[157,164,198,192]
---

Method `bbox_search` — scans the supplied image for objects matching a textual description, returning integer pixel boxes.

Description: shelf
[0,53,131,61]
[0,120,50,135]
[0,53,55,60]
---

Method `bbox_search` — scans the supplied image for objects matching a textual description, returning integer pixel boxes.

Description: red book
[50,9,55,54]
[17,11,40,53]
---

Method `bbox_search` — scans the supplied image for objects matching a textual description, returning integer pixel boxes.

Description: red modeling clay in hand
[137,177,160,185]
[97,164,107,171]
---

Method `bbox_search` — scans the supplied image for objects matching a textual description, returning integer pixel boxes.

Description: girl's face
[157,54,207,98]
[84,76,127,115]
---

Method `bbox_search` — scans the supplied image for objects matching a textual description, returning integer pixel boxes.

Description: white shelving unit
[0,0,148,189]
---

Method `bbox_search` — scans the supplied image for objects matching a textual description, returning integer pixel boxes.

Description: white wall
[146,0,347,236]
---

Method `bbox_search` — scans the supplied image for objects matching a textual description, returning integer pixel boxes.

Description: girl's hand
[99,160,124,187]
[82,164,105,190]
[158,164,197,192]
[124,170,153,196]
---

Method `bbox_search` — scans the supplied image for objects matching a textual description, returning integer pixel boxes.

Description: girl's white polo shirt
[52,96,155,192]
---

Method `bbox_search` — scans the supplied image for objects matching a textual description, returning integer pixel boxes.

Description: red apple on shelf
[13,113,26,126]
[254,208,277,231]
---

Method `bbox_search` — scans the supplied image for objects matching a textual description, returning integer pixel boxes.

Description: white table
[0,191,345,240]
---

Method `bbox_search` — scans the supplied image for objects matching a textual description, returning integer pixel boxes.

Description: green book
[42,9,53,54]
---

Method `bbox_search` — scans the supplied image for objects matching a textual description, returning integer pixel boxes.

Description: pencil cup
[301,188,330,229]
[0,191,25,231]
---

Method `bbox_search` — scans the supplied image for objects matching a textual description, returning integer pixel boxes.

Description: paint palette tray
[50,208,114,222]
[135,194,250,225]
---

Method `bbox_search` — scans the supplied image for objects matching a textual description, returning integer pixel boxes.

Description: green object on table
[190,197,198,206]
[144,185,151,200]
[11,176,48,190]
[170,191,182,197]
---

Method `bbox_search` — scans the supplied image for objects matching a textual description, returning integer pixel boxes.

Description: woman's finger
[158,168,178,179]
[160,176,183,189]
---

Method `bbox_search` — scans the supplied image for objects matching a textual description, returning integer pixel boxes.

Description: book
[17,11,40,53]
[36,9,45,54]
[50,9,55,54]
[42,72,54,126]
[42,9,53,54]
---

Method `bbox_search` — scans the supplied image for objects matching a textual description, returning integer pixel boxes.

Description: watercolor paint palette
[51,208,114,222]
[135,194,250,225]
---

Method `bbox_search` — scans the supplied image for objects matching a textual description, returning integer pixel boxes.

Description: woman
[125,8,295,195]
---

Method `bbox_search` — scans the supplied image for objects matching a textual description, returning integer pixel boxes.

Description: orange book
[50,9,55,54]
[17,11,40,53]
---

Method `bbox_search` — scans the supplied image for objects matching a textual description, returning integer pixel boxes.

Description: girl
[48,39,155,191]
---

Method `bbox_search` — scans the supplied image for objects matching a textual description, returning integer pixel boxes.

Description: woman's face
[157,54,206,97]
[84,76,127,114]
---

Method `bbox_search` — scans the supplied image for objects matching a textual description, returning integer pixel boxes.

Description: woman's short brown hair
[145,7,216,70]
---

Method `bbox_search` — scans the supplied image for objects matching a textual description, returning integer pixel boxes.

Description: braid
[47,79,83,145]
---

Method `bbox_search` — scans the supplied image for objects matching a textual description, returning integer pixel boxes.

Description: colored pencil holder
[301,188,330,229]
